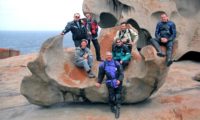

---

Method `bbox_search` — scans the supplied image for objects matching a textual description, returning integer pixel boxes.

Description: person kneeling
[74,39,95,78]
[112,39,131,69]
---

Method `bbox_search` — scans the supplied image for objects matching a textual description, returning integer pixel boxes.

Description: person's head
[74,13,80,21]
[80,39,88,48]
[115,38,123,46]
[160,13,169,22]
[85,13,92,20]
[106,51,113,61]
[120,22,128,31]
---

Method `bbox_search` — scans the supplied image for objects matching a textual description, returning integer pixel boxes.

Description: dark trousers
[87,38,101,60]
[150,38,174,60]
[73,39,82,47]
[115,59,129,70]
[107,84,122,106]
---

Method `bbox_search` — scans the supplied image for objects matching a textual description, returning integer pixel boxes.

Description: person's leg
[150,38,165,57]
[122,60,129,70]
[87,39,91,49]
[107,86,116,113]
[73,40,82,47]
[114,84,122,118]
[75,60,95,78]
[87,55,93,68]
[166,41,174,67]
[92,39,102,61]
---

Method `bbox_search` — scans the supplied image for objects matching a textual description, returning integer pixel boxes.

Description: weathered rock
[1,50,200,120]
[20,31,169,106]
[82,0,200,60]
[193,73,200,81]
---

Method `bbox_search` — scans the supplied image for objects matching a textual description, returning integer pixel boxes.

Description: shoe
[157,52,165,57]
[88,71,96,78]
[97,58,103,62]
[166,59,173,67]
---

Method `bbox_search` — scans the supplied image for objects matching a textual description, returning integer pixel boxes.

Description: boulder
[20,29,169,106]
[82,0,200,60]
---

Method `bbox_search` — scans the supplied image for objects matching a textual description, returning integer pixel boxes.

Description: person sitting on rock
[74,39,95,78]
[150,13,176,67]
[114,21,138,51]
[96,51,124,118]
[112,38,131,69]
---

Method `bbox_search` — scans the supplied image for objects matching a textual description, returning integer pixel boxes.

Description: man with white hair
[96,51,124,118]
[61,13,87,47]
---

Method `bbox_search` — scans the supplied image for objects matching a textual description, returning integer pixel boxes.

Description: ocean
[0,31,74,54]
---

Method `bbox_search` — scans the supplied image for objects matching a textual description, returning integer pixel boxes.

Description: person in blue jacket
[96,51,124,118]
[150,13,176,67]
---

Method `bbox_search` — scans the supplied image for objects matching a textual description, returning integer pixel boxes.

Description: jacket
[62,20,87,40]
[155,21,176,41]
[114,29,138,44]
[74,47,93,63]
[112,45,131,61]
[98,60,124,84]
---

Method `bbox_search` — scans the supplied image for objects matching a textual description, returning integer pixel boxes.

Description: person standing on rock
[96,51,124,118]
[61,13,87,47]
[150,13,176,67]
[114,21,138,51]
[74,39,95,78]
[83,13,102,61]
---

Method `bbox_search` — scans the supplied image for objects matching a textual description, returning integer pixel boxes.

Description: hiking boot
[97,58,103,62]
[166,59,173,67]
[157,52,165,57]
[88,71,96,78]
[115,105,120,119]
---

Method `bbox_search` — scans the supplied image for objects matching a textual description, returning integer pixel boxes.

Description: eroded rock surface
[20,32,169,106]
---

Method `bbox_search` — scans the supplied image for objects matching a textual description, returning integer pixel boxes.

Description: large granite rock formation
[20,30,169,106]
[83,0,200,60]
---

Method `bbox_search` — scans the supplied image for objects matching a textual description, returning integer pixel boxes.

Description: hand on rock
[95,83,101,88]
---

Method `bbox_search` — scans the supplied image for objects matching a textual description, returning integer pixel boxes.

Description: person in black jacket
[96,51,124,118]
[84,13,102,61]
[150,13,176,67]
[61,13,87,47]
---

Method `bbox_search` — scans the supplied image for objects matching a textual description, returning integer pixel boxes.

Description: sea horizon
[0,30,73,54]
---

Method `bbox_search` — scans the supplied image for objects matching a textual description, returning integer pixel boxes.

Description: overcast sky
[0,0,84,31]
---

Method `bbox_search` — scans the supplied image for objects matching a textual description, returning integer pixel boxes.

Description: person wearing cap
[74,39,95,78]
[61,13,87,47]
[96,51,124,118]
[112,38,131,69]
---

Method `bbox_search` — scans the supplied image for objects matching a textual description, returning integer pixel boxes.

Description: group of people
[61,12,176,118]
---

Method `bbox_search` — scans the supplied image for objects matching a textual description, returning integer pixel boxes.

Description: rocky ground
[0,54,200,120]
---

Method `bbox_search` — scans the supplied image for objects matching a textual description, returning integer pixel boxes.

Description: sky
[0,0,84,31]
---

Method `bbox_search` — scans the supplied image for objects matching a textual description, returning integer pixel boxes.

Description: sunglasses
[75,16,80,18]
